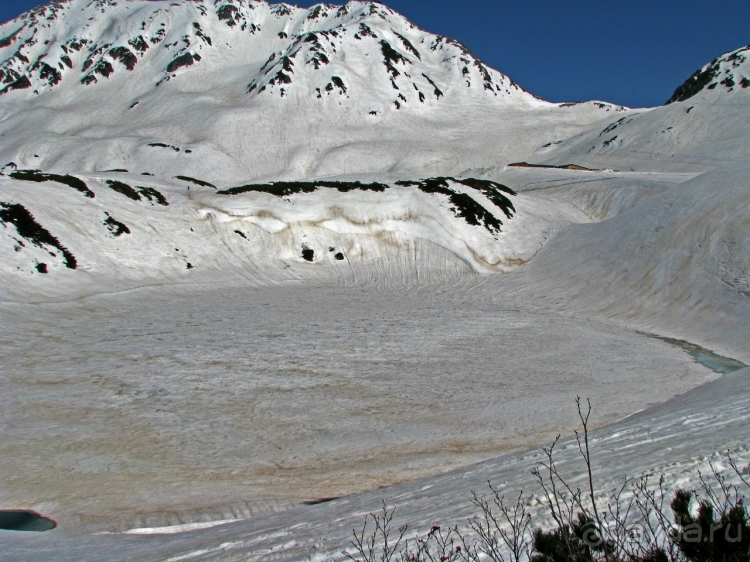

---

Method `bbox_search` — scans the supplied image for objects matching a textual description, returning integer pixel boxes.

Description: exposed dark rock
[272,5,291,17]
[38,62,61,86]
[103,212,130,236]
[0,202,77,269]
[150,28,165,44]
[105,180,141,201]
[165,52,200,73]
[148,142,180,152]
[421,73,443,98]
[395,177,505,234]
[174,175,216,188]
[260,52,276,73]
[128,35,149,54]
[0,75,32,95]
[218,180,388,196]
[9,169,95,198]
[473,60,495,91]
[220,177,513,235]
[68,38,87,51]
[192,22,212,46]
[666,60,721,104]
[380,39,410,78]
[270,70,291,85]
[0,28,23,49]
[357,23,377,39]
[309,51,329,69]
[598,115,638,136]
[36,262,48,273]
[94,59,114,78]
[109,46,137,70]
[394,32,420,60]
[280,55,294,73]
[301,247,314,261]
[137,186,168,206]
[331,75,346,93]
[217,4,239,25]
[508,162,595,171]
[307,6,326,20]
[451,177,516,218]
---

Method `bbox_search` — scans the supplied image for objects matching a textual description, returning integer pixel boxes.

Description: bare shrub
[344,398,750,562]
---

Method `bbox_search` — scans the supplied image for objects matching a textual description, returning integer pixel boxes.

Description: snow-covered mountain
[0,2,746,306]
[0,0,530,102]
[0,0,630,298]
[666,44,750,104]
[529,44,750,172]
[1,4,749,557]
[0,0,624,183]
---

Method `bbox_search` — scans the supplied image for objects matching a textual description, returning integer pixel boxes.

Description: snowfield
[2,367,749,561]
[0,1,749,560]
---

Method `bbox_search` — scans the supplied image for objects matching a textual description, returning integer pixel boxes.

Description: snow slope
[0,0,623,182]
[0,170,589,301]
[527,45,750,173]
[500,160,750,358]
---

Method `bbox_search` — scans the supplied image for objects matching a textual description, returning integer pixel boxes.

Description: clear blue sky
[1,0,748,107]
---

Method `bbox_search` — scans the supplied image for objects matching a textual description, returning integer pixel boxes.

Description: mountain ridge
[0,0,626,183]
[0,0,539,104]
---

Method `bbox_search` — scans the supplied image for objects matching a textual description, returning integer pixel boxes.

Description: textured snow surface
[0,284,722,533]
[0,2,749,559]
[1,368,748,561]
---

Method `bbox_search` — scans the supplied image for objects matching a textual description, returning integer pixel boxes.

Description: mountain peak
[0,0,623,183]
[666,44,750,104]
[0,0,539,107]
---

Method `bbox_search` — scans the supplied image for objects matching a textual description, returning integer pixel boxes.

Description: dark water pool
[0,511,56,532]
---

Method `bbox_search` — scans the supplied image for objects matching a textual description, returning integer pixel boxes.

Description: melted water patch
[0,511,56,532]
[642,333,747,375]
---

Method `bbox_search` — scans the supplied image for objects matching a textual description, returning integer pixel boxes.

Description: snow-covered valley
[0,1,749,560]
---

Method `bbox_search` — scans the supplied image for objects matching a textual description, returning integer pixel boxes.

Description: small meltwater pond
[0,511,56,532]
[692,350,747,374]
[644,333,747,375]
